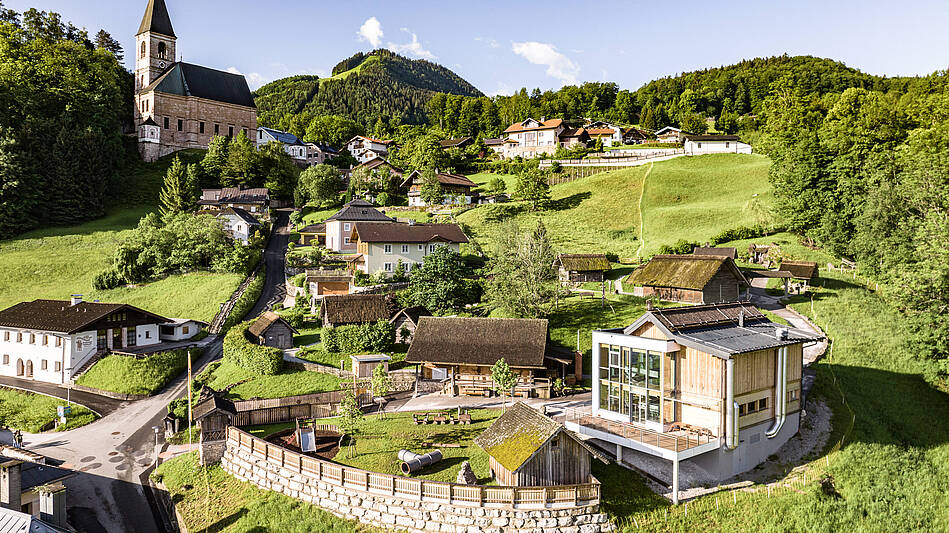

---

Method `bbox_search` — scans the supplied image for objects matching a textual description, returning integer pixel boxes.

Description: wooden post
[187,350,193,451]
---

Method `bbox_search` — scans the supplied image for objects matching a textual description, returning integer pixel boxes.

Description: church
[134,0,257,162]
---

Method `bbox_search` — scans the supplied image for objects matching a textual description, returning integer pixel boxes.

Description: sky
[7,0,949,94]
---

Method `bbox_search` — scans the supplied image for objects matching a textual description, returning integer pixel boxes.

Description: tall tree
[158,157,196,217]
[408,246,470,312]
[94,29,123,61]
[513,167,550,210]
[486,221,558,318]
[419,169,445,206]
[221,132,258,187]
[295,164,343,207]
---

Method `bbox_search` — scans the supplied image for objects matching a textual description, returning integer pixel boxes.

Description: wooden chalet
[439,137,473,150]
[625,255,749,304]
[553,254,611,283]
[247,311,298,349]
[474,402,605,487]
[390,306,430,343]
[693,246,738,259]
[405,317,555,398]
[400,171,478,207]
[319,294,390,328]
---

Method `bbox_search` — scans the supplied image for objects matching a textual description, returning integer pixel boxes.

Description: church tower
[135,0,176,93]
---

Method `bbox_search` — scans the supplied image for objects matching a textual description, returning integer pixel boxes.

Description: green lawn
[465,172,517,193]
[299,206,342,226]
[313,410,501,483]
[76,350,189,396]
[153,452,377,533]
[0,387,97,432]
[198,360,343,401]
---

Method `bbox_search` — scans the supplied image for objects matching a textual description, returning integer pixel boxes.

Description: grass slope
[76,350,188,396]
[199,360,343,401]
[0,387,97,432]
[154,452,377,533]
[457,154,771,258]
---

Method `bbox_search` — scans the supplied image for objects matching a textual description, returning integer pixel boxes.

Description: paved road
[0,215,291,532]
[0,376,123,416]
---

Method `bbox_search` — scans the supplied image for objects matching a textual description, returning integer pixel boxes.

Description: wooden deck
[560,408,717,453]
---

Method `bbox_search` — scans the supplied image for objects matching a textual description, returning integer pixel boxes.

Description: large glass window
[630,350,646,387]
[598,343,669,425]
[647,352,661,390]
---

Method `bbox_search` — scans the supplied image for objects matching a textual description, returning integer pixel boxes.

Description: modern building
[565,302,823,502]
[134,0,257,162]
[0,297,170,384]
[324,199,394,253]
[350,222,468,276]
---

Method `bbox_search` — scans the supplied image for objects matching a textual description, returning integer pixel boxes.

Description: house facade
[324,199,394,253]
[566,303,821,501]
[346,136,395,163]
[400,171,478,207]
[0,297,170,384]
[683,135,753,155]
[484,137,519,159]
[583,121,623,147]
[351,222,468,276]
[218,207,261,245]
[306,142,338,166]
[257,127,308,165]
[654,126,688,144]
[625,255,749,304]
[199,187,270,219]
[134,0,257,162]
[502,118,566,159]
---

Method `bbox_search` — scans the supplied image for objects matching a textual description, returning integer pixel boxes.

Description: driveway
[247,210,290,318]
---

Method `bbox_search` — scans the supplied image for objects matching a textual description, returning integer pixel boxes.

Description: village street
[0,215,292,532]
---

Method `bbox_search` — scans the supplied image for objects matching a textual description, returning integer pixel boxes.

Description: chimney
[38,483,67,528]
[540,116,546,122]
[738,311,745,327]
[776,327,788,340]
[70,295,83,306]
[0,459,22,512]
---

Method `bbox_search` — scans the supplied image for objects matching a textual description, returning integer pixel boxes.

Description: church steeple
[137,0,175,38]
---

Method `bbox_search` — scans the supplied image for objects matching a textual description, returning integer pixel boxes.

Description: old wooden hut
[474,402,604,486]
[780,260,819,291]
[390,306,430,343]
[625,255,749,304]
[350,354,391,378]
[553,254,611,283]
[247,311,298,349]
[320,294,390,328]
[193,393,236,442]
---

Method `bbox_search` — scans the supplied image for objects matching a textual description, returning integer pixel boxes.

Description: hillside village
[0,1,947,532]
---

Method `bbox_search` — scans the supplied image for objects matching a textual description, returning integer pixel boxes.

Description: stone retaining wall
[221,433,614,532]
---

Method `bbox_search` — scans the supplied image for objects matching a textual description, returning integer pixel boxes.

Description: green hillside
[254,49,483,126]
[458,154,772,257]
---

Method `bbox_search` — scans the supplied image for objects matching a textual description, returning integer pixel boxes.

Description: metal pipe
[399,449,443,474]
[725,358,738,449]
[766,347,788,438]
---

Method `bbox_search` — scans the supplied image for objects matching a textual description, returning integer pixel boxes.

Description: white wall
[326,220,357,252]
[159,321,202,342]
[359,242,460,276]
[136,324,160,347]
[684,140,752,155]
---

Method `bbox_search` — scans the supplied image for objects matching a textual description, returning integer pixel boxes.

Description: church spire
[137,0,175,38]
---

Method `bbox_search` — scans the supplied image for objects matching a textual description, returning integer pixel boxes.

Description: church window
[177,119,183,132]
[140,42,146,59]
[164,117,169,129]
[158,42,166,60]
[199,122,205,134]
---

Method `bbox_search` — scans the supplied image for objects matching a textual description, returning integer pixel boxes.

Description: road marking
[636,162,655,258]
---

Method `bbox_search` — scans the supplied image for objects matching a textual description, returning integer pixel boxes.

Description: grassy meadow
[76,350,189,396]
[0,387,97,432]
[198,360,342,401]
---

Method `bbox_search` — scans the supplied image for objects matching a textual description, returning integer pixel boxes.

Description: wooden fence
[231,389,372,426]
[227,426,601,508]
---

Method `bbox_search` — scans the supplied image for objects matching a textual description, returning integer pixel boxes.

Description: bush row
[223,321,283,375]
[221,265,266,333]
[321,320,394,354]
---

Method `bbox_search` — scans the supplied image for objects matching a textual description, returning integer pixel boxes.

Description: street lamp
[152,425,161,459]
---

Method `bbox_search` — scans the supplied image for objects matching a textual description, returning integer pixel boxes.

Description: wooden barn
[624,255,749,304]
[474,402,605,486]
[306,269,353,298]
[320,294,391,328]
[390,306,430,344]
[247,312,298,349]
[553,254,611,283]
[780,260,819,291]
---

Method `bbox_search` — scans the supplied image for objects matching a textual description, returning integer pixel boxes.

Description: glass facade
[598,343,676,425]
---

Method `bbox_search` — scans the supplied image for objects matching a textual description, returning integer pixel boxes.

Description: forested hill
[254,49,483,127]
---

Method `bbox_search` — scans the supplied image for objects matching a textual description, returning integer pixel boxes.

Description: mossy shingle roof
[474,402,562,473]
[554,254,611,272]
[625,255,747,291]
[405,317,549,368]
[320,294,390,324]
[780,260,819,280]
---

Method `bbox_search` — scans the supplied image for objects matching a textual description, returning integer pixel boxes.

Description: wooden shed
[780,260,818,281]
[625,255,749,304]
[474,402,605,486]
[193,393,236,442]
[247,311,298,349]
[552,254,611,283]
[297,223,326,246]
[320,294,390,328]
[390,306,430,344]
[351,354,391,378]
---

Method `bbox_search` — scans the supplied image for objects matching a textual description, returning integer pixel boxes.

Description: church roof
[144,63,256,108]
[137,0,176,38]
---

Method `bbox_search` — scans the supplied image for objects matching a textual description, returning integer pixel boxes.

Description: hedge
[221,264,266,333]
[223,321,283,375]
[321,320,394,354]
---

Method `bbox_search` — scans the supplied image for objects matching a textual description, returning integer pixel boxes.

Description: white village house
[346,136,396,164]
[218,207,261,245]
[502,118,566,159]
[654,126,689,144]
[683,135,753,155]
[324,199,394,253]
[257,126,307,165]
[0,297,196,385]
[351,222,468,276]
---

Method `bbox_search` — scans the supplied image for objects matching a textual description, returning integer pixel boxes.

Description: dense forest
[254,49,483,128]
[0,3,132,238]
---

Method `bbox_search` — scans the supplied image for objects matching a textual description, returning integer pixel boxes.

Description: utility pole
[187,349,193,451]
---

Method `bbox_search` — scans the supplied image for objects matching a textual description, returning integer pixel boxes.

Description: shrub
[658,239,701,255]
[93,267,123,290]
[223,322,283,375]
[321,320,394,354]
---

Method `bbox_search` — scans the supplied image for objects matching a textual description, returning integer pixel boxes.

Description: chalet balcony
[558,407,720,461]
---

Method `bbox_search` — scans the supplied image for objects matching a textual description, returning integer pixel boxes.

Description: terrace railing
[226,426,600,508]
[561,407,718,453]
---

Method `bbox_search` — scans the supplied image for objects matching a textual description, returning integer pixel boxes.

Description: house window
[3,331,7,341]
[725,142,730,148]
[140,41,146,58]
[2,354,7,365]
[242,128,247,137]
[697,143,702,148]
[200,122,205,134]
[215,124,220,135]
[55,337,61,347]
[384,262,393,272]
[428,244,438,253]
[401,245,409,254]
[164,117,169,129]
[177,119,183,132]
[343,223,351,231]
[344,237,351,245]
[182,326,190,335]
[228,126,234,138]
[42,335,48,346]
[17,332,22,342]
[418,245,424,252]
[55,361,61,372]
[788,389,799,402]
[29,333,35,344]
[384,245,393,254]
[758,398,768,411]
[145,330,151,339]
[41,360,47,370]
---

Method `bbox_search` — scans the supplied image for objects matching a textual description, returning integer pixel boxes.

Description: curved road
[0,213,291,532]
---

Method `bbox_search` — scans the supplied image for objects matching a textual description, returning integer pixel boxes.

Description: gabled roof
[141,116,159,127]
[405,317,549,368]
[0,507,69,533]
[259,127,305,146]
[625,255,748,291]
[0,300,169,334]
[439,137,473,148]
[559,127,589,139]
[619,302,823,359]
[655,126,683,135]
[354,157,403,174]
[143,63,256,108]
[222,207,261,226]
[684,135,741,142]
[503,118,564,134]
[780,260,819,280]
[200,187,269,205]
[306,142,339,154]
[320,294,390,325]
[553,254,611,272]
[193,394,235,421]
[693,246,737,259]
[347,136,394,146]
[482,138,506,146]
[399,171,477,190]
[474,402,563,473]
[325,199,393,222]
[247,311,298,338]
[585,128,616,136]
[298,223,326,234]
[137,0,175,37]
[390,306,430,327]
[352,222,469,244]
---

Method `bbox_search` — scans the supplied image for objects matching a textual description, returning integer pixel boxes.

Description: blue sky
[7,1,949,94]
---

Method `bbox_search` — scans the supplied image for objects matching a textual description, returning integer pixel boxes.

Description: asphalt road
[0,375,122,416]
[1,214,291,532]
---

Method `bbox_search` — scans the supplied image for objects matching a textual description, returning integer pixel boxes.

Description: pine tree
[641,106,658,131]
[94,29,123,61]
[159,156,195,218]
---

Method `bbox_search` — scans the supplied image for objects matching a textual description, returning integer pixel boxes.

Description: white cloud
[489,82,514,97]
[358,17,384,48]
[388,28,435,60]
[511,41,579,85]
[227,67,267,90]
[475,36,500,49]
